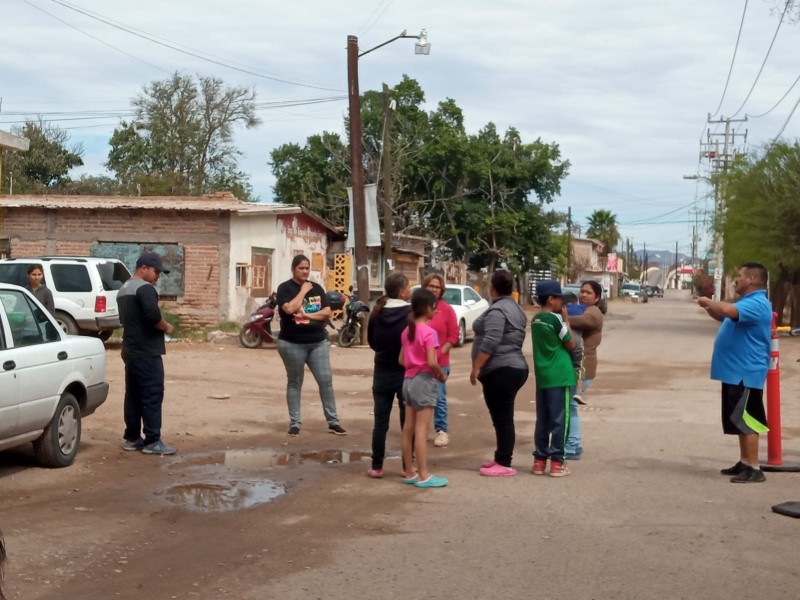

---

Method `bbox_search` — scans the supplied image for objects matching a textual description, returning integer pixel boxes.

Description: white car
[0,283,109,467]
[0,256,131,340]
[415,283,490,346]
[621,282,642,298]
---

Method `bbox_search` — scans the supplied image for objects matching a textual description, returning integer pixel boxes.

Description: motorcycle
[239,292,278,348]
[336,288,370,348]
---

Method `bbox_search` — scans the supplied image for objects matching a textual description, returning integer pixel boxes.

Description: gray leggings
[277,338,339,428]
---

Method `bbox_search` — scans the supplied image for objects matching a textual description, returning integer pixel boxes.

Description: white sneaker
[434,431,449,447]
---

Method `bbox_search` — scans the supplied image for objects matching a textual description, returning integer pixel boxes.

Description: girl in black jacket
[367,273,412,478]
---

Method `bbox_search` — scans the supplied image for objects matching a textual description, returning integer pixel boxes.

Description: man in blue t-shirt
[698,263,771,483]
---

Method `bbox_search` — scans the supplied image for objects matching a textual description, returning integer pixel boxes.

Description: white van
[0,257,131,340]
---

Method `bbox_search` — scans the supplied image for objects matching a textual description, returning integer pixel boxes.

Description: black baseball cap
[136,252,170,274]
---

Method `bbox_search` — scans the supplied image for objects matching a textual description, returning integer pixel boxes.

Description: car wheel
[33,391,81,468]
[456,320,466,347]
[97,330,113,342]
[55,311,80,336]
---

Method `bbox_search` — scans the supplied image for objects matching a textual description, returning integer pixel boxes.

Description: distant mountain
[633,249,692,266]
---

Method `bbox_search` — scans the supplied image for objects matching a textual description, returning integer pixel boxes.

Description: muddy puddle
[164,448,372,512]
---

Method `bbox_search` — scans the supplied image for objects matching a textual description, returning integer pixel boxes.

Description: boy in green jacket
[531,281,576,477]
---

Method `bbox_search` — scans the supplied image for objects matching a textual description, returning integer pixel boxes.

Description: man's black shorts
[721,382,768,435]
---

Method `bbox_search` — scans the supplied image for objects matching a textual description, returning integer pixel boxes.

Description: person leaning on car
[116,252,176,456]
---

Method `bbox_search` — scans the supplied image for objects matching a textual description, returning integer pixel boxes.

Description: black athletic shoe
[720,461,747,476]
[328,423,347,435]
[730,466,766,483]
[288,426,300,436]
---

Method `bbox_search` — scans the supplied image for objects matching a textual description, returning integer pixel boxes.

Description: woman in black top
[276,255,346,436]
[366,272,412,478]
[25,264,55,315]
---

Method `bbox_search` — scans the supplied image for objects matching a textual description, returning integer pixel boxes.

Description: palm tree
[586,209,620,256]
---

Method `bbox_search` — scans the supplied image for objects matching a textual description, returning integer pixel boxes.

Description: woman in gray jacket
[469,270,530,477]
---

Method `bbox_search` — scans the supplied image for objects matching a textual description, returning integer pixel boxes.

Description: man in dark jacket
[117,252,176,455]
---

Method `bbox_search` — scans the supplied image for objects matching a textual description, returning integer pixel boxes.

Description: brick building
[0,193,339,327]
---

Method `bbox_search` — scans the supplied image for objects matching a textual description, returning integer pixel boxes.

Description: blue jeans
[371,368,405,470]
[123,354,165,445]
[533,386,570,463]
[434,365,450,432]
[565,390,582,456]
[277,339,339,428]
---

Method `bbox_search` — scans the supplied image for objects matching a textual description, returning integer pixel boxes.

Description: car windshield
[623,283,640,290]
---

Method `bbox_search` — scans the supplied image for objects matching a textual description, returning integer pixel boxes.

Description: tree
[585,209,620,257]
[1,119,83,193]
[270,132,350,225]
[269,77,570,276]
[718,141,800,326]
[107,72,260,200]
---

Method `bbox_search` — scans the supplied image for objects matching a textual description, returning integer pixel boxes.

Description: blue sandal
[414,475,448,488]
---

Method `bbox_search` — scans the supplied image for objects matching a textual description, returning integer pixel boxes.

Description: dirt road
[2,290,799,599]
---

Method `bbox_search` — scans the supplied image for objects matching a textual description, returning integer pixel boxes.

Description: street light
[347,29,429,304]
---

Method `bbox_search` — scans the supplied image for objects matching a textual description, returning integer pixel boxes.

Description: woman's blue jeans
[433,365,450,433]
[277,338,339,428]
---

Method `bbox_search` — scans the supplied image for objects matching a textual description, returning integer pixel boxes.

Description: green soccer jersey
[531,311,576,389]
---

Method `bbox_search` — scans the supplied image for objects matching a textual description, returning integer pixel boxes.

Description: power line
[748,71,800,118]
[729,0,791,118]
[0,96,348,126]
[20,0,168,73]
[620,200,699,226]
[772,91,800,141]
[46,0,345,92]
[710,0,749,118]
[358,0,394,36]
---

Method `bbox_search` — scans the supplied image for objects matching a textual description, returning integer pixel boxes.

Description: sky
[2,0,799,259]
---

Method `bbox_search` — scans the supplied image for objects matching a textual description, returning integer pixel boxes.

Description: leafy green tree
[719,141,800,325]
[107,72,259,199]
[1,119,83,193]
[585,209,620,256]
[270,132,350,225]
[270,77,570,276]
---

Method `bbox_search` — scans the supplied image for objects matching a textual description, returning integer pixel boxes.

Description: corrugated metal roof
[0,193,342,234]
[0,192,247,212]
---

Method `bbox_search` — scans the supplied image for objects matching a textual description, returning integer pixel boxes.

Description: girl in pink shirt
[399,289,448,488]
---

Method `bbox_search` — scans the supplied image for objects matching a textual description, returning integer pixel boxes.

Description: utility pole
[346,35,369,303]
[704,115,747,300]
[381,83,395,275]
[641,242,649,303]
[674,241,679,290]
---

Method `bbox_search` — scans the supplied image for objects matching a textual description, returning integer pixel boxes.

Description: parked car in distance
[0,257,131,341]
[562,281,608,314]
[649,285,664,298]
[0,282,109,467]
[413,283,489,346]
[621,282,642,298]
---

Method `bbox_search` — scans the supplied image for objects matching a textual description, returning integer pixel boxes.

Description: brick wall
[2,207,226,327]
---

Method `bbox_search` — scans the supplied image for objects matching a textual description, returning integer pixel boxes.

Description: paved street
[1,289,798,599]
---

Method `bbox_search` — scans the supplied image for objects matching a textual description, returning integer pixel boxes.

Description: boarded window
[311,252,324,272]
[92,242,184,297]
